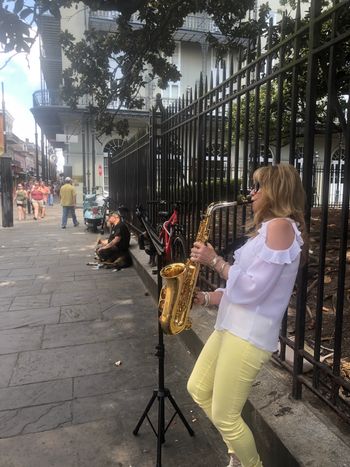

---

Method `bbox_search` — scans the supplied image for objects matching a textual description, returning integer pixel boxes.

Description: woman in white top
[187,164,306,467]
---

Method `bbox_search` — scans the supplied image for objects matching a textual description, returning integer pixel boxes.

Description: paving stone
[10,341,134,385]
[0,327,43,355]
[0,401,72,438]
[73,365,156,399]
[0,379,72,410]
[41,280,97,294]
[73,269,114,279]
[0,307,60,330]
[0,354,18,388]
[10,294,52,310]
[0,285,38,298]
[8,267,49,277]
[101,302,154,320]
[0,419,153,467]
[0,278,34,287]
[50,291,100,307]
[30,255,62,263]
[72,388,152,425]
[42,320,126,348]
[48,265,92,274]
[96,288,151,307]
[0,261,32,270]
[60,303,102,323]
[33,275,75,285]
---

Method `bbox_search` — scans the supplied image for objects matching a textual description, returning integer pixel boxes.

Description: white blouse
[215,218,303,352]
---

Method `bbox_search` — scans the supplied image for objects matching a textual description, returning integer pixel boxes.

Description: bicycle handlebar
[146,200,184,206]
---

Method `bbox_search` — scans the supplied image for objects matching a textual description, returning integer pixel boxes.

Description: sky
[1,34,41,144]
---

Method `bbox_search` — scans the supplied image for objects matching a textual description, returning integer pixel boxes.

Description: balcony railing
[32,89,155,112]
[89,11,222,34]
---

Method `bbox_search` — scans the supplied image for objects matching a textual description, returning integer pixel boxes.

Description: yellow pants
[187,330,271,467]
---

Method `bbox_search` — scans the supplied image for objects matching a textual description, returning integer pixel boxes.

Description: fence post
[195,73,204,227]
[293,0,322,400]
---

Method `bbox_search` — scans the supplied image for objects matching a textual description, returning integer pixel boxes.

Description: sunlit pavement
[0,203,231,467]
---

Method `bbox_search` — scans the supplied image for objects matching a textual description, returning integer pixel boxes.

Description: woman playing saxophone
[187,164,306,467]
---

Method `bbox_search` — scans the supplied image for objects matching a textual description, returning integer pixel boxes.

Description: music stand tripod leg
[166,389,195,436]
[133,390,158,436]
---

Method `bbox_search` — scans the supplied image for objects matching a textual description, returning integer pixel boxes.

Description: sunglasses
[250,182,260,193]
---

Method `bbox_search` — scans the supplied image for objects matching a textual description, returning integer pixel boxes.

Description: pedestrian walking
[40,181,50,218]
[187,164,306,467]
[14,183,27,221]
[30,181,44,220]
[26,182,32,215]
[48,182,54,206]
[59,177,79,229]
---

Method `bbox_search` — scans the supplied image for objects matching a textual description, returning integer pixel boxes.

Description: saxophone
[159,197,251,335]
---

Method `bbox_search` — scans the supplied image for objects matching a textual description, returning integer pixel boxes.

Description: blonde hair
[252,164,306,236]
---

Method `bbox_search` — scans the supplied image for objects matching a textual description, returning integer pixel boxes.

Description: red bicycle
[135,202,187,268]
[157,202,187,264]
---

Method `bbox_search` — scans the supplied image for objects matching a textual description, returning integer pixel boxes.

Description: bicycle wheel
[171,234,187,263]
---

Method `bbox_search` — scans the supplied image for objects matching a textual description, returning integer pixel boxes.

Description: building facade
[0,110,42,184]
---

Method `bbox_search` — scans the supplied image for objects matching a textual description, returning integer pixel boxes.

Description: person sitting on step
[96,211,132,269]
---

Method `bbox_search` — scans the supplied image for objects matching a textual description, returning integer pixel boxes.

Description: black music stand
[133,207,194,467]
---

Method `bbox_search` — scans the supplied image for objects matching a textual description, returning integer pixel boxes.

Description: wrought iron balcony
[89,11,223,40]
[32,89,154,112]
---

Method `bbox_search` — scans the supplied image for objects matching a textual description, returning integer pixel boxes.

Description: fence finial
[199,72,204,96]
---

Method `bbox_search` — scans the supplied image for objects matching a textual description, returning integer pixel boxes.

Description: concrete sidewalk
[0,206,228,467]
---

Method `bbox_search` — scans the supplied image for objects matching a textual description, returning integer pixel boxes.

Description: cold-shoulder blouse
[215,218,304,352]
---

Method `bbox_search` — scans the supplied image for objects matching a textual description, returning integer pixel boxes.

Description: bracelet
[210,255,221,268]
[203,291,210,307]
[218,261,227,276]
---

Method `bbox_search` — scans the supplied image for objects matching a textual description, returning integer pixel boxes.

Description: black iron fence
[110,0,350,422]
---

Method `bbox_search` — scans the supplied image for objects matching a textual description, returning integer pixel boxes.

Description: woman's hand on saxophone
[193,289,206,306]
[191,241,230,280]
[193,289,224,307]
[190,241,216,266]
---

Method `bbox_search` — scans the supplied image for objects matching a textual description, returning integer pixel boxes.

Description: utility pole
[0,82,13,227]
